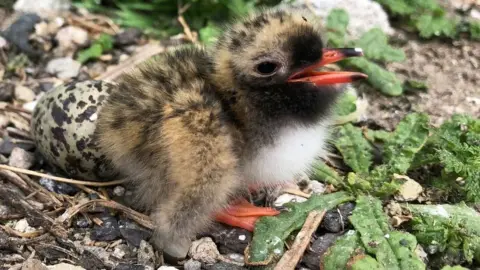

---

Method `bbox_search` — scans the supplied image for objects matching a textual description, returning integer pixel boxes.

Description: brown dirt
[362,37,480,130]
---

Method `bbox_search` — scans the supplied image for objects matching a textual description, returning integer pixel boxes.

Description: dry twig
[0,231,52,250]
[177,1,197,43]
[274,210,326,270]
[57,199,153,229]
[0,185,68,239]
[0,164,125,187]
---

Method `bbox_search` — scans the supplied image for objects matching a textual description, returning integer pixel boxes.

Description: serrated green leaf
[322,231,364,270]
[364,129,392,142]
[334,90,358,117]
[326,9,349,47]
[404,203,480,263]
[383,113,430,174]
[404,79,428,93]
[247,192,354,265]
[415,14,457,38]
[76,34,114,64]
[350,196,426,270]
[352,28,406,63]
[310,161,343,186]
[345,57,403,96]
[334,124,373,173]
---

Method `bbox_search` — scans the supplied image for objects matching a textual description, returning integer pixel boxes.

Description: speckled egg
[31,80,119,181]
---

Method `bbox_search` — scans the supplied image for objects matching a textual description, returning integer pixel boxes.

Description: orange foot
[214,198,280,231]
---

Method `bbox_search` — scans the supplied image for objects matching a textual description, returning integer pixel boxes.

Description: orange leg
[214,198,280,231]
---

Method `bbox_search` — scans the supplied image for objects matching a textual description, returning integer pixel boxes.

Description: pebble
[2,13,42,57]
[273,193,307,207]
[118,219,152,247]
[183,259,201,270]
[288,0,394,39]
[310,180,326,194]
[56,26,89,50]
[21,258,48,270]
[137,240,156,268]
[90,213,121,241]
[39,177,79,195]
[47,263,86,270]
[14,0,71,14]
[14,218,35,233]
[301,233,339,269]
[321,202,355,233]
[114,28,142,46]
[113,186,126,197]
[0,136,35,154]
[204,224,251,254]
[0,36,7,49]
[0,83,15,102]
[188,237,220,265]
[112,244,128,259]
[225,253,244,264]
[8,147,35,169]
[114,263,147,270]
[157,267,178,270]
[74,217,91,228]
[204,262,246,270]
[394,175,423,202]
[45,57,81,79]
[14,85,36,102]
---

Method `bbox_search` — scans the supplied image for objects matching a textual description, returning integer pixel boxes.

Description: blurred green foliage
[73,0,283,41]
[373,0,479,40]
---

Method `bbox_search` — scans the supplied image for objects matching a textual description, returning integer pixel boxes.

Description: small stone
[55,26,89,50]
[0,36,7,49]
[301,233,339,269]
[14,85,36,102]
[203,224,251,254]
[394,174,423,202]
[118,219,152,247]
[287,0,394,39]
[0,83,15,102]
[114,28,142,46]
[2,14,42,57]
[119,54,129,62]
[273,193,307,207]
[183,260,201,270]
[188,237,220,265]
[137,240,156,268]
[21,258,48,270]
[47,263,86,270]
[157,267,178,270]
[225,253,244,264]
[39,177,79,195]
[113,186,126,197]
[203,262,246,270]
[74,217,91,228]
[321,203,355,233]
[8,147,35,169]
[45,57,81,79]
[73,233,83,240]
[90,213,121,241]
[310,181,326,194]
[0,136,35,155]
[114,264,146,270]
[112,244,128,259]
[14,218,35,233]
[14,0,71,14]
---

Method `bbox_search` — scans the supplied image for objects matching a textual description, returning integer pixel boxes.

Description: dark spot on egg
[94,81,103,92]
[76,138,87,152]
[75,106,97,123]
[50,142,60,157]
[51,103,71,126]
[51,127,70,153]
[77,101,87,109]
[98,95,106,105]
[88,95,96,104]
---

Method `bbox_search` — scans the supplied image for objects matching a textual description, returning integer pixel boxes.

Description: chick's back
[95,46,241,222]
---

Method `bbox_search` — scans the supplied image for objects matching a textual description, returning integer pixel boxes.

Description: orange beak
[287,48,368,86]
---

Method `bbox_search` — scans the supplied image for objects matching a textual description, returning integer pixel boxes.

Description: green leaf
[373,0,416,15]
[76,34,114,64]
[310,161,343,186]
[199,23,222,46]
[404,203,480,263]
[247,192,354,265]
[441,266,469,270]
[334,124,373,173]
[326,9,349,47]
[322,231,365,270]
[415,14,457,38]
[353,28,406,63]
[364,129,392,143]
[345,57,403,96]
[334,90,358,117]
[470,20,480,40]
[383,113,430,174]
[350,196,426,270]
[403,79,428,93]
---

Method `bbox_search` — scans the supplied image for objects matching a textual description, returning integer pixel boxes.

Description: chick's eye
[255,62,279,75]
